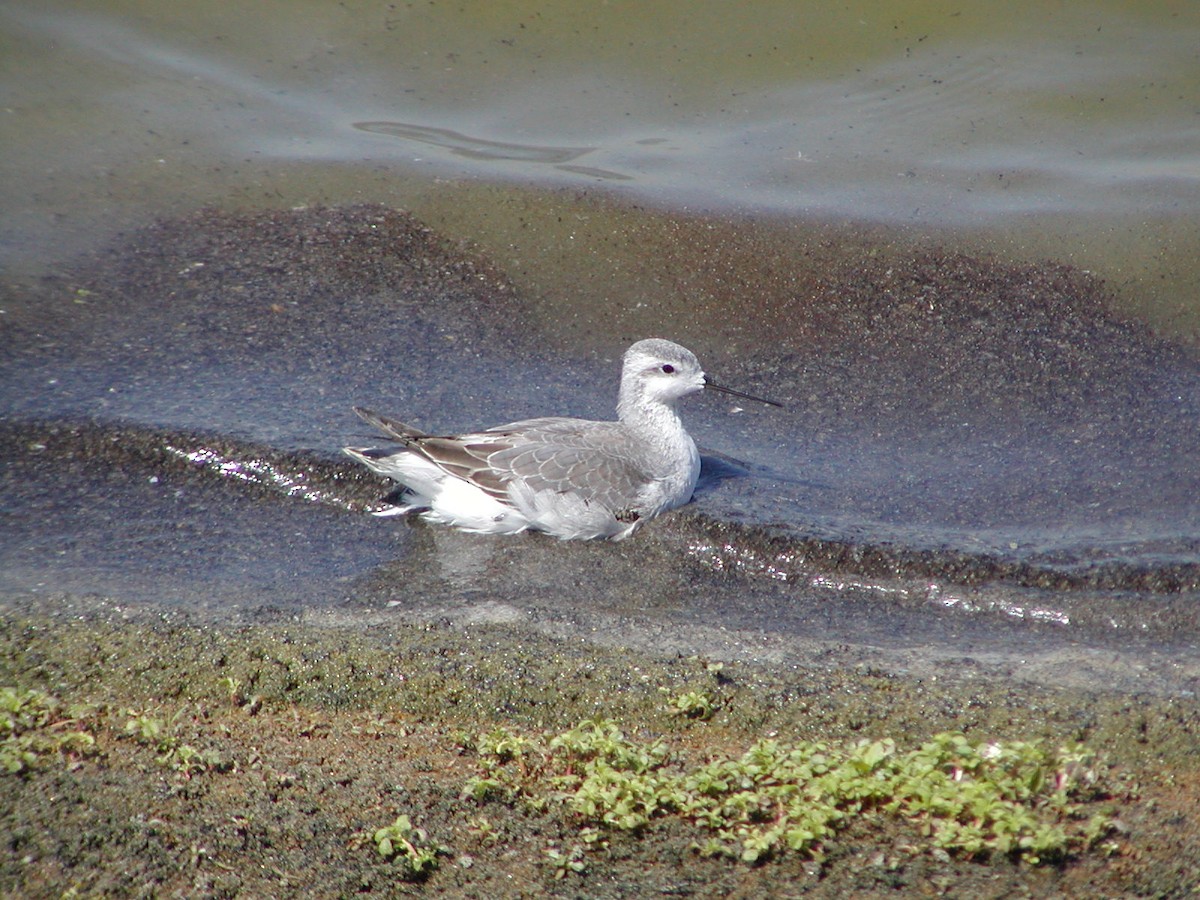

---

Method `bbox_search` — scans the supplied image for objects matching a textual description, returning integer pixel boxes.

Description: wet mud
[2,609,1200,897]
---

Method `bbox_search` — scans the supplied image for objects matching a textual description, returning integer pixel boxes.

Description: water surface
[3,1,1199,332]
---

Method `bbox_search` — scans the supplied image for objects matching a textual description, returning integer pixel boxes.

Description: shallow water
[2,2,1199,693]
[3,1,1200,333]
[2,205,1198,697]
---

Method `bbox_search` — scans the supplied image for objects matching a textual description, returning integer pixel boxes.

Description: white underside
[365,452,641,540]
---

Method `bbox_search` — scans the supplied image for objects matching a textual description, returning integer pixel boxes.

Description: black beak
[704,376,783,408]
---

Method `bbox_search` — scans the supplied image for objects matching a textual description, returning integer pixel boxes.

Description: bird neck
[618,394,692,456]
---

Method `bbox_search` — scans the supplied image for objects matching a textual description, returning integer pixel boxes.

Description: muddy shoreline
[3,605,1200,897]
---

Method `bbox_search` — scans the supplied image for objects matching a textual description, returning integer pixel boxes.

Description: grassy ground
[2,611,1198,898]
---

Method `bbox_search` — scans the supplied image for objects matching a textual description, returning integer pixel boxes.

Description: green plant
[545,844,587,879]
[124,713,166,746]
[663,688,717,720]
[0,687,96,775]
[477,726,535,763]
[465,719,1115,867]
[462,774,511,802]
[369,814,443,879]
[123,708,229,777]
[466,815,498,844]
[216,676,243,707]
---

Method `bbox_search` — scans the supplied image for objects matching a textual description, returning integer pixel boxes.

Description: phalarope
[344,338,779,540]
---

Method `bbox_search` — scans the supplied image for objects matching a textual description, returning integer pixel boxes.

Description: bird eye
[661,364,675,374]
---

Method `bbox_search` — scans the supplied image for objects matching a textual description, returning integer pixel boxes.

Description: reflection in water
[163,443,362,511]
[555,164,634,182]
[354,121,593,164]
[354,121,632,181]
[4,1,1200,337]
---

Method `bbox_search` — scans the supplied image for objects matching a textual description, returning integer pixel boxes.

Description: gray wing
[353,407,511,500]
[481,419,653,513]
[351,411,650,513]
[405,435,518,501]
